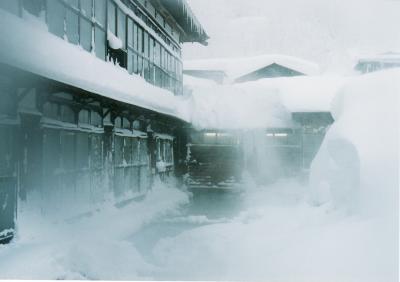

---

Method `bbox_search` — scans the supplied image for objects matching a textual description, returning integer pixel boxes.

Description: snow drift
[310,69,400,217]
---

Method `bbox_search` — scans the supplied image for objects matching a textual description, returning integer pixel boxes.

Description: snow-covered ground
[0,179,190,280]
[0,5,398,278]
[151,180,397,282]
[149,70,399,281]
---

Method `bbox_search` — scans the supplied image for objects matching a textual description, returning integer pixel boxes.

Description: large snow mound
[310,69,400,217]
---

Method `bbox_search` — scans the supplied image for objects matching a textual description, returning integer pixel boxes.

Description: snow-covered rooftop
[357,52,400,64]
[0,9,185,121]
[184,54,320,81]
[183,74,346,130]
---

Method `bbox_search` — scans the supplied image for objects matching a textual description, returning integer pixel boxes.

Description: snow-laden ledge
[0,9,186,120]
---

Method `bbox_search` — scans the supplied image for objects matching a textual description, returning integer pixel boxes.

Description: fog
[0,0,399,281]
[184,0,400,71]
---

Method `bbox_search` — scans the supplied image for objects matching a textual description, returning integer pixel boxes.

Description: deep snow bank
[309,69,399,217]
[0,180,189,280]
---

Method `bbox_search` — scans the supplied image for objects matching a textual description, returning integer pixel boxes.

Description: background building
[183,54,320,85]
[355,52,400,74]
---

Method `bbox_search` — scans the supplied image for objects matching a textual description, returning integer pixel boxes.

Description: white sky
[183,0,400,72]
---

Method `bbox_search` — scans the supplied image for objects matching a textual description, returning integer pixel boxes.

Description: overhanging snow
[0,9,186,121]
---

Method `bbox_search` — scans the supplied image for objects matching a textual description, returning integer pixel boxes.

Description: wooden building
[182,59,335,188]
[0,0,207,243]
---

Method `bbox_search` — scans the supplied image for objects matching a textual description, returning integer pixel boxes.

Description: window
[79,109,90,124]
[132,139,140,163]
[127,18,133,48]
[47,0,65,38]
[139,139,148,163]
[154,41,160,66]
[80,17,92,51]
[123,138,132,164]
[133,23,138,51]
[95,26,106,59]
[107,1,116,34]
[90,135,103,169]
[43,130,61,172]
[94,0,106,27]
[117,8,126,49]
[91,111,102,127]
[127,49,133,74]
[149,37,154,62]
[133,53,138,74]
[144,31,149,58]
[114,136,123,165]
[43,102,59,120]
[144,59,150,81]
[114,117,122,128]
[60,105,75,124]
[0,0,19,15]
[76,133,89,169]
[66,9,79,45]
[122,118,130,129]
[138,27,143,54]
[61,131,75,170]
[80,0,92,17]
[138,55,143,75]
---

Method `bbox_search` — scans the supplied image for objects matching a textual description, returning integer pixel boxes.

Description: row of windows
[108,0,183,94]
[1,0,183,95]
[43,102,103,127]
[120,0,181,56]
[114,136,148,166]
[114,135,149,195]
[42,101,148,132]
[43,129,103,171]
[156,139,173,163]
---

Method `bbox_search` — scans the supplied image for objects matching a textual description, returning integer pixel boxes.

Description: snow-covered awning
[0,9,186,121]
[184,54,320,82]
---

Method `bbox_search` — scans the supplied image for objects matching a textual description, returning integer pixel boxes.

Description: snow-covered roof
[184,54,320,81]
[0,9,185,121]
[237,76,346,113]
[150,0,209,45]
[183,74,346,130]
[357,52,400,64]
